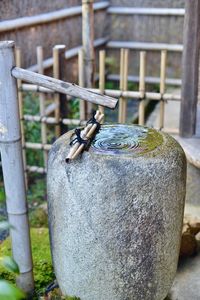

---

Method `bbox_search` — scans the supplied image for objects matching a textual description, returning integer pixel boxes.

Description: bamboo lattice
[16,45,180,179]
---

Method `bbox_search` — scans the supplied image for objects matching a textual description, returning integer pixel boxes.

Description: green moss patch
[0,228,54,292]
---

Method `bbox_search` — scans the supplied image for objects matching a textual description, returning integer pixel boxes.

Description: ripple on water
[91,124,163,156]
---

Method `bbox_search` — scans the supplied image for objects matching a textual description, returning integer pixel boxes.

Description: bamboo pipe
[71,113,104,160]
[11,67,118,109]
[66,111,100,161]
[0,40,34,293]
[138,51,146,125]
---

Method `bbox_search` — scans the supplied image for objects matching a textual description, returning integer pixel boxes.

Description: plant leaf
[0,280,25,300]
[0,256,20,274]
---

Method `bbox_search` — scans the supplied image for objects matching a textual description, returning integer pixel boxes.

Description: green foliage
[0,280,25,300]
[0,184,5,203]
[0,222,25,300]
[0,228,54,292]
[0,256,19,274]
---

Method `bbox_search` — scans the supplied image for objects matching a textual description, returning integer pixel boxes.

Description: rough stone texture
[47,125,186,300]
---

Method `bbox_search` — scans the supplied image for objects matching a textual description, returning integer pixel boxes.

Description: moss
[0,228,54,292]
[0,228,79,299]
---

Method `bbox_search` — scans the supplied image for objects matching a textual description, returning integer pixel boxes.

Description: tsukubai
[47,124,186,300]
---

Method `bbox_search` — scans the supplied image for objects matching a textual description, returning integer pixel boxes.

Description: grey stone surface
[47,124,186,300]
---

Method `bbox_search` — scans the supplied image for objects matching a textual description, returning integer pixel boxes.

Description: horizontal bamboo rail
[107,41,183,52]
[0,1,109,32]
[11,67,118,109]
[108,74,182,86]
[23,115,87,126]
[107,7,185,16]
[28,37,109,72]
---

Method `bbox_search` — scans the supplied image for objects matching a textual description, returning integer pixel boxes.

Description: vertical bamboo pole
[118,49,128,123]
[82,0,95,118]
[37,46,48,167]
[15,47,28,188]
[53,45,66,137]
[159,50,167,129]
[99,50,105,121]
[138,51,146,125]
[78,48,87,120]
[0,41,34,293]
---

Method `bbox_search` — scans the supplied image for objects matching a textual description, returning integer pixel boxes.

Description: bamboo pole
[138,51,146,125]
[118,48,125,123]
[118,49,129,123]
[99,50,106,120]
[23,114,87,126]
[78,48,87,120]
[12,67,118,109]
[15,46,28,188]
[159,50,167,129]
[37,46,48,167]
[53,45,66,136]
[82,0,95,117]
[0,41,34,293]
[20,83,181,101]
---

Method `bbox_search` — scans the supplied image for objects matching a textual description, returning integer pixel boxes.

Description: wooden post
[0,41,34,293]
[180,0,200,137]
[82,0,95,118]
[53,45,67,136]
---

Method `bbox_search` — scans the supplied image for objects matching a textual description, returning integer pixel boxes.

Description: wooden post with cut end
[82,0,95,118]
[180,0,200,137]
[0,41,34,293]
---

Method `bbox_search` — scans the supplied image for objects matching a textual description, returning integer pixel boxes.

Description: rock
[180,214,200,257]
[47,124,186,300]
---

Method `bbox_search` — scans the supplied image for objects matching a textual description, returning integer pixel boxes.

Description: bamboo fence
[13,44,181,177]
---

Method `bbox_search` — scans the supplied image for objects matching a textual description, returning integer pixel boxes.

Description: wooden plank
[0,1,109,32]
[12,67,118,109]
[180,0,200,137]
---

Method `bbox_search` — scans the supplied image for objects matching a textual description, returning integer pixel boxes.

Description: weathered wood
[180,0,200,137]
[11,67,118,109]
[0,41,34,292]
[0,1,109,32]
[139,51,146,125]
